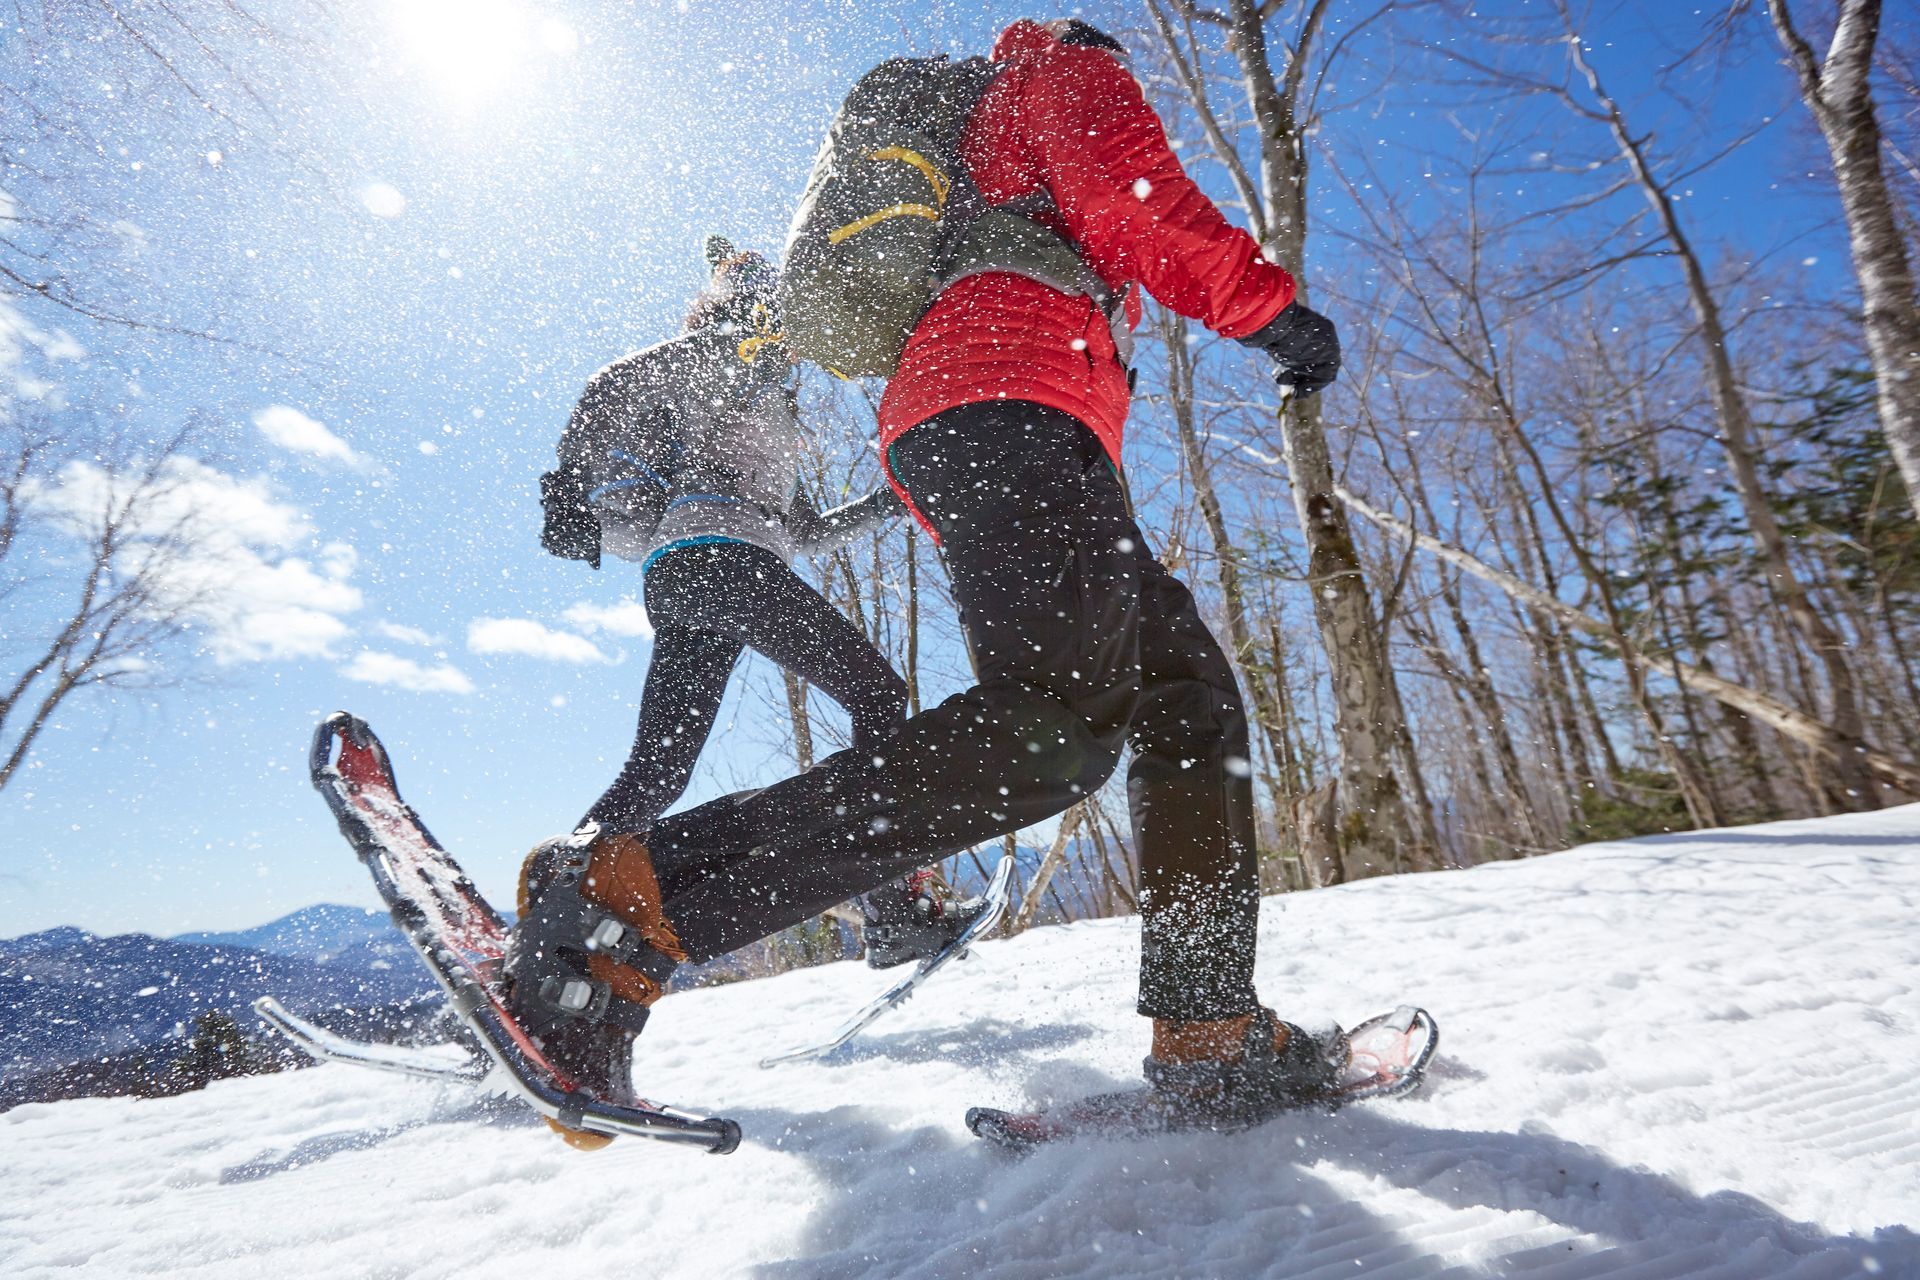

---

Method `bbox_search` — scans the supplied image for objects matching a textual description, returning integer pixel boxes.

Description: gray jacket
[557,326,900,568]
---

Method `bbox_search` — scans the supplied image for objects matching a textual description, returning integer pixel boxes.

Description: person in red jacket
[506,17,1344,1135]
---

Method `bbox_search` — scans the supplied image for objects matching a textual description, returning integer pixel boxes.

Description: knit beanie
[686,234,779,332]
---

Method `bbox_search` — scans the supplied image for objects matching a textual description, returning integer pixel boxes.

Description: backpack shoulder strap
[926,62,1134,365]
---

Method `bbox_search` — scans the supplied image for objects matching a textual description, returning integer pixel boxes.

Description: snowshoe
[967,1006,1437,1150]
[760,853,1016,1066]
[861,868,992,969]
[303,712,739,1153]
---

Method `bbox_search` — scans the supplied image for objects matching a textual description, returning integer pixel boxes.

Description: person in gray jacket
[535,237,982,973]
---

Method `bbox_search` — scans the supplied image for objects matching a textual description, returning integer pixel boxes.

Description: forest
[3,0,1917,950]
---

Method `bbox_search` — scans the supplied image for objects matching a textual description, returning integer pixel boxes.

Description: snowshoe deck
[759,852,1017,1068]
[968,1006,1438,1150]
[308,712,740,1153]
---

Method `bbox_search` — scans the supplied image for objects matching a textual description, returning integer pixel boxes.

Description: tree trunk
[1768,0,1920,533]
[783,672,814,772]
[1280,398,1434,877]
[1215,0,1434,879]
[1163,311,1297,827]
[1010,804,1085,934]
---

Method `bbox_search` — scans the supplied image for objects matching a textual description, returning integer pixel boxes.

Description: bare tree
[2,1,320,337]
[0,421,214,795]
[1144,0,1438,880]
[1338,485,1920,795]
[1550,7,1878,809]
[1008,804,1087,935]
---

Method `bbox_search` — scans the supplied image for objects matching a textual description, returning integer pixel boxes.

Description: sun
[392,0,562,106]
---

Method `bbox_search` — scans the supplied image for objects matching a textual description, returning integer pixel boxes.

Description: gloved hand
[1241,301,1341,398]
[539,468,602,569]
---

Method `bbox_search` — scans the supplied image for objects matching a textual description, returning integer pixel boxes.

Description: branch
[1146,0,1267,233]
[1338,486,1920,794]
[1764,0,1829,115]
[1279,0,1336,112]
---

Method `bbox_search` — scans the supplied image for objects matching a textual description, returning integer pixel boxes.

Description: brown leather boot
[506,826,688,1149]
[1145,1008,1347,1124]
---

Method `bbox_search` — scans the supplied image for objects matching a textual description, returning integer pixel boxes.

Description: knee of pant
[1066,744,1121,800]
[1042,716,1125,799]
[1137,676,1248,762]
[991,688,1123,796]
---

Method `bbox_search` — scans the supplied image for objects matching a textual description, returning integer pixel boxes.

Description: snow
[4,807,1917,1277]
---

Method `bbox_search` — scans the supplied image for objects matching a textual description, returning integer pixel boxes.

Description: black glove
[539,468,601,569]
[1241,301,1341,398]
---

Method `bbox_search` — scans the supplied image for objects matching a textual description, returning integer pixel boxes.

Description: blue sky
[0,0,1859,938]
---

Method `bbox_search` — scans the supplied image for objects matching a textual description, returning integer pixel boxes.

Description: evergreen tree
[171,1011,269,1090]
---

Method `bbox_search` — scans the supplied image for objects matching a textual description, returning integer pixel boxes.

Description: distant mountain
[0,845,1112,1088]
[0,926,97,958]
[176,903,413,972]
[0,927,435,1084]
[0,993,450,1114]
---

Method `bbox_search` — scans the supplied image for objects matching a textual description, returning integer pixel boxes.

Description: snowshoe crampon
[966,1006,1437,1150]
[299,712,740,1153]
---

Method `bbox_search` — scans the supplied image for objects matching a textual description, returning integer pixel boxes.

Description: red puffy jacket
[877,20,1296,512]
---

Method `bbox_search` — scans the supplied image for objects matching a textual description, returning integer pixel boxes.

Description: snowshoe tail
[253,996,489,1084]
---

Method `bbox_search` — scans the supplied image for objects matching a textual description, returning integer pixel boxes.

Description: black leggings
[650,403,1260,1021]
[582,541,909,833]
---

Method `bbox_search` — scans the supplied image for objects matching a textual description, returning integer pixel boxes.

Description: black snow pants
[650,403,1261,1021]
[582,541,909,833]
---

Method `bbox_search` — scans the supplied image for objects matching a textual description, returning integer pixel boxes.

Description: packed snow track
[3,807,1916,1277]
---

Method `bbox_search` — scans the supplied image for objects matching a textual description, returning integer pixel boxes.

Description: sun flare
[393,0,568,106]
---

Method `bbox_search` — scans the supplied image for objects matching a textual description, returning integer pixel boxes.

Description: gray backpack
[778,55,1119,379]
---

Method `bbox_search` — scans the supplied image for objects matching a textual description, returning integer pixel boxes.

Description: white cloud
[375,621,436,646]
[37,329,85,362]
[253,405,363,468]
[31,457,364,664]
[110,220,149,254]
[361,182,407,218]
[562,598,652,639]
[2,295,85,404]
[341,650,474,695]
[468,617,608,664]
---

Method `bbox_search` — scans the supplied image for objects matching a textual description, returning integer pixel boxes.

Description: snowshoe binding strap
[1143,1010,1345,1122]
[506,844,673,1039]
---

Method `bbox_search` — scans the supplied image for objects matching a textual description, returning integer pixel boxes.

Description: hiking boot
[860,868,988,969]
[1142,1008,1348,1126]
[504,824,687,1148]
[528,1019,641,1151]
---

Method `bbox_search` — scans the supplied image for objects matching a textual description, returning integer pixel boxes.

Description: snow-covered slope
[4,808,1916,1278]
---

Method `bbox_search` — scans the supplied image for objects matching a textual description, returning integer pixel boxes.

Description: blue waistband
[641,534,745,574]
[589,450,672,504]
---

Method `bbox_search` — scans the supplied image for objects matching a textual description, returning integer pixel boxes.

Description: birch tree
[1767,0,1920,532]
